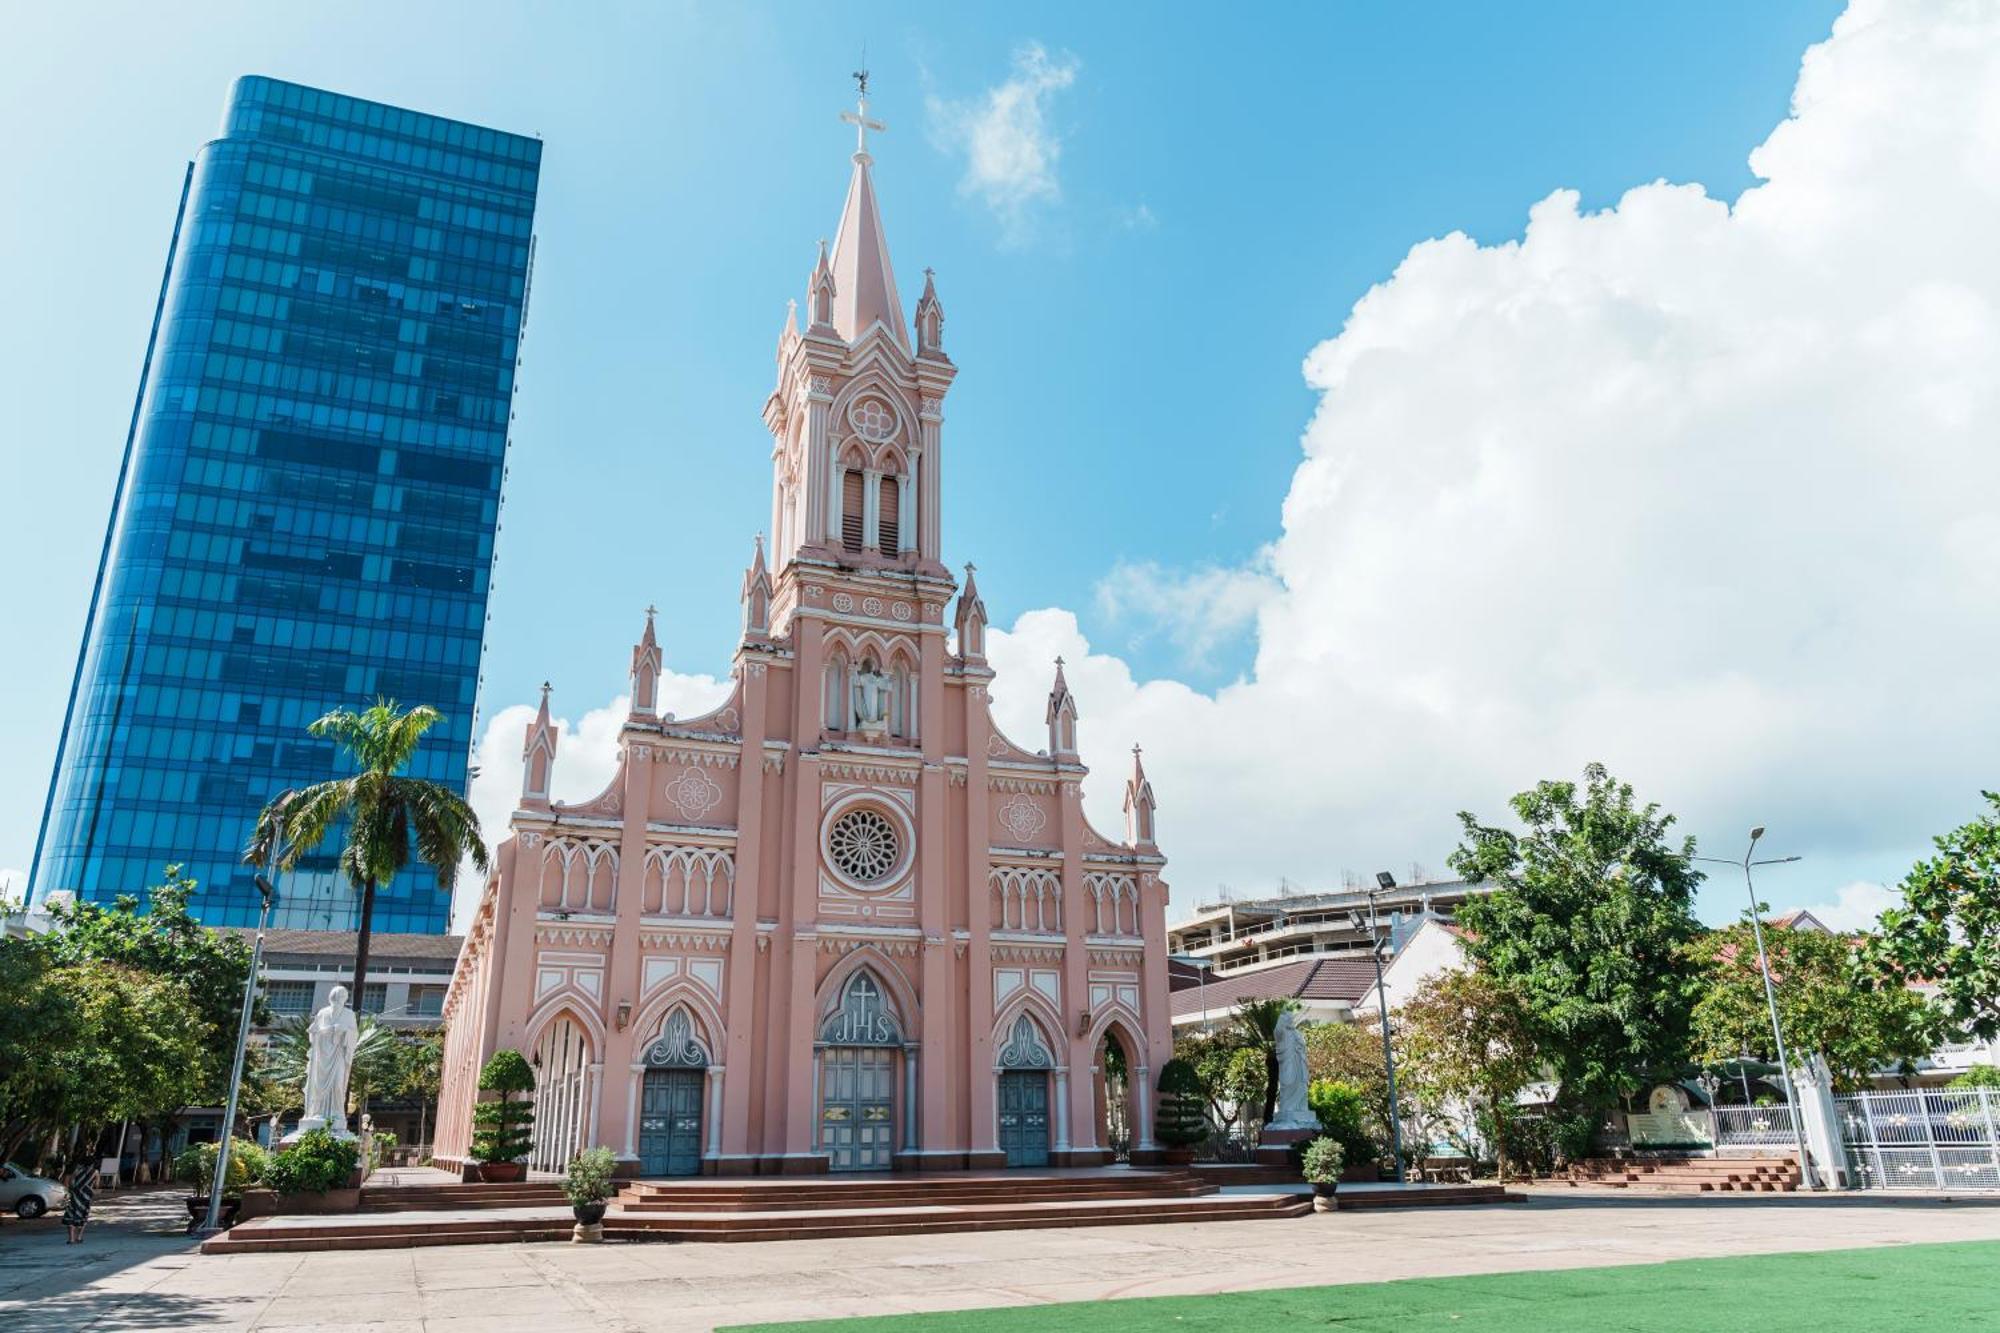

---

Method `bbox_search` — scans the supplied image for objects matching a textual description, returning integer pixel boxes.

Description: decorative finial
[540,680,552,695]
[644,604,657,621]
[1055,655,1065,668]
[965,561,977,576]
[840,73,887,159]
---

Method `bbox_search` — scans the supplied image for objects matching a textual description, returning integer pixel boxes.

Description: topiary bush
[471,1049,536,1164]
[265,1128,360,1195]
[1155,1057,1210,1149]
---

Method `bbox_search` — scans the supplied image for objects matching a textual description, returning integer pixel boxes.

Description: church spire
[522,682,557,810]
[1123,745,1157,847]
[1046,656,1078,760]
[829,74,906,350]
[741,534,773,640]
[629,607,661,718]
[915,267,946,359]
[954,562,987,662]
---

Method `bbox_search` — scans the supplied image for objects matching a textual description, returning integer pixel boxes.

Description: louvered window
[879,476,900,556]
[841,470,864,553]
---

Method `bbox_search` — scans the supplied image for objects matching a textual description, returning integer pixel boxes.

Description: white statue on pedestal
[290,984,360,1142]
[1267,1008,1317,1129]
[851,658,892,735]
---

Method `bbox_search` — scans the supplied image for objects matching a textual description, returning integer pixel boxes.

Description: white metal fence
[1837,1089,2000,1191]
[1710,1104,1801,1149]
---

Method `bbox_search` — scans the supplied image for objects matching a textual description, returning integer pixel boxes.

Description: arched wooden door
[637,1008,708,1177]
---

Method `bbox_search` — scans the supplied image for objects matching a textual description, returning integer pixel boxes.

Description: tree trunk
[349,877,378,1015]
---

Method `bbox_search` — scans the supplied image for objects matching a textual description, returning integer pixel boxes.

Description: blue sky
[19,0,1984,928]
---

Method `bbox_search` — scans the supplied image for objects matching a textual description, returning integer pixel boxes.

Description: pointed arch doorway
[996,1014,1056,1168]
[638,1009,708,1177]
[816,971,908,1172]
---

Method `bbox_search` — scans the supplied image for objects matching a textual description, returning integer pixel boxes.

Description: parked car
[0,1163,69,1219]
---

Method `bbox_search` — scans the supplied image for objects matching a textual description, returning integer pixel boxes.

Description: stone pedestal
[1257,1125,1315,1169]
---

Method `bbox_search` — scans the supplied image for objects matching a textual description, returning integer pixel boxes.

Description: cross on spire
[841,70,886,160]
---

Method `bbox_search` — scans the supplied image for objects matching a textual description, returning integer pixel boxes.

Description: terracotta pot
[479,1161,526,1183]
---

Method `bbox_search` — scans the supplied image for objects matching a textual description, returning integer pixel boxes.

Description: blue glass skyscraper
[31,76,540,933]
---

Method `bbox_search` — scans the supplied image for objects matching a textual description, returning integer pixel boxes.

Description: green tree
[37,964,209,1161]
[1303,1019,1391,1145]
[1174,1031,1269,1139]
[1394,970,1542,1180]
[1450,763,1704,1109]
[396,1028,446,1150]
[1863,793,2000,1042]
[1948,1065,2000,1090]
[43,866,258,1108]
[1228,998,1300,1125]
[1686,921,1933,1090]
[0,938,83,1161]
[1153,1058,1209,1150]
[255,700,489,1005]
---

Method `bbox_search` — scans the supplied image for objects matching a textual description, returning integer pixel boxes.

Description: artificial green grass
[727,1240,2000,1331]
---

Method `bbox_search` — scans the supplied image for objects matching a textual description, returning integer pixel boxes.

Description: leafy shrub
[1154,1058,1210,1149]
[1949,1065,2000,1090]
[265,1128,360,1195]
[1308,1078,1377,1165]
[564,1146,618,1206]
[231,1140,272,1186]
[1300,1136,1346,1184]
[174,1140,251,1195]
[471,1049,536,1164]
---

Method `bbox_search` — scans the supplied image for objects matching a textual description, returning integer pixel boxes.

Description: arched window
[879,475,901,556]
[841,469,865,553]
[824,653,848,732]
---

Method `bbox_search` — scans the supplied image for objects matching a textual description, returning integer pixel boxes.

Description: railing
[1837,1089,2000,1191]
[1710,1104,1801,1148]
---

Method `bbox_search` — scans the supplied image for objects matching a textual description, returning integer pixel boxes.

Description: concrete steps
[361,1183,568,1211]
[1335,1185,1525,1209]
[1554,1155,1800,1193]
[604,1192,1312,1243]
[614,1170,1213,1213]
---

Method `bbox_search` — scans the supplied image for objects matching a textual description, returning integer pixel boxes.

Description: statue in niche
[851,657,892,735]
[288,984,360,1142]
[1267,1008,1317,1129]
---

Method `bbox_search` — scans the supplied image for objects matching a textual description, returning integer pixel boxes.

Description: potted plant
[564,1146,617,1242]
[174,1140,251,1230]
[265,1128,363,1213]
[470,1049,536,1182]
[1154,1057,1209,1166]
[1301,1136,1345,1212]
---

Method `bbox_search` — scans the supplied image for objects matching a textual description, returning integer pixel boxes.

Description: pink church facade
[435,99,1171,1177]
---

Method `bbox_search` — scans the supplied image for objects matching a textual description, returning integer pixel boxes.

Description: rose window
[853,399,895,442]
[828,808,901,883]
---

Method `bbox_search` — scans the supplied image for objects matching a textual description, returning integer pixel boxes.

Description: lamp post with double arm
[1691,828,1815,1189]
[1351,873,1407,1184]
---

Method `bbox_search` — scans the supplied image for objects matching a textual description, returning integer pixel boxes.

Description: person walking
[61,1152,96,1244]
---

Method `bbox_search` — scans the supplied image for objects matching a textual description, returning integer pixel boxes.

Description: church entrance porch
[638,1069,704,1177]
[820,1046,896,1171]
[998,1071,1051,1167]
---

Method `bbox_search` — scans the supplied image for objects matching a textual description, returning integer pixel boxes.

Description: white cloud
[1785,880,1904,932]
[1120,202,1159,232]
[994,0,2000,917]
[928,42,1079,244]
[464,2,2000,927]
[1094,558,1278,670]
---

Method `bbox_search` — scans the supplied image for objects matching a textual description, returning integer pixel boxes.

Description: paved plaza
[5,1187,2000,1331]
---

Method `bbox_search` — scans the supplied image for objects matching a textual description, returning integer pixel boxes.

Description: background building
[31,75,541,933]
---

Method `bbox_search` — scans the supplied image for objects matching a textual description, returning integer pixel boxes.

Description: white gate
[1836,1089,2000,1191]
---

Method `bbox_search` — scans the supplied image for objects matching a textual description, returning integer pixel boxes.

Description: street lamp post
[201,867,279,1235]
[1692,828,1815,1189]
[1354,872,1407,1184]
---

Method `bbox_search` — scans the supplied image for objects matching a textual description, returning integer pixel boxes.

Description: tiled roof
[1170,956,1377,1019]
[219,927,464,961]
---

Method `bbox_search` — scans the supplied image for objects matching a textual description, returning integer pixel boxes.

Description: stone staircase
[359,1181,569,1211]
[201,1169,1310,1254]
[1554,1155,1801,1193]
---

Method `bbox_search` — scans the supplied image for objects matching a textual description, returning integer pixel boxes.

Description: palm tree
[250,700,488,1005]
[1230,998,1301,1125]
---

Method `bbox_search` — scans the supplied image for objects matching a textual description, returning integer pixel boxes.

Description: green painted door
[821,1046,896,1171]
[999,1070,1050,1167]
[638,1068,704,1176]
